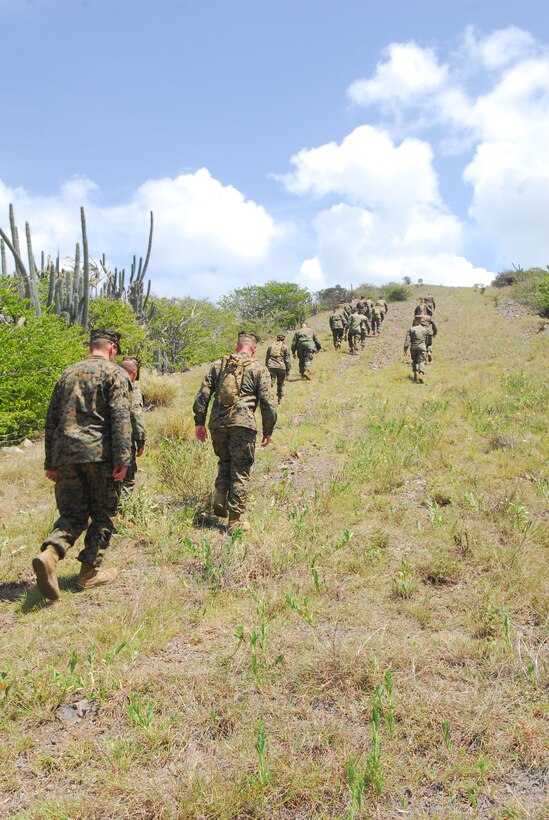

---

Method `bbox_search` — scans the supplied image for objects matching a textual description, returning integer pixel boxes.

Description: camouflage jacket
[193,352,277,435]
[329,310,346,330]
[265,342,291,374]
[45,355,132,469]
[129,383,147,448]
[348,312,367,333]
[356,299,370,316]
[421,316,437,337]
[291,328,322,353]
[404,325,433,352]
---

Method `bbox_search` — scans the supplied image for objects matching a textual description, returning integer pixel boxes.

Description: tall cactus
[80,207,89,330]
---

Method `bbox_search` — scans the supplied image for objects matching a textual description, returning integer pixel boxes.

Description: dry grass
[0,286,548,818]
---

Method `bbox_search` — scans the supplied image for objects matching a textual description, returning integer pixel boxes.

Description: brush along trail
[0,286,547,818]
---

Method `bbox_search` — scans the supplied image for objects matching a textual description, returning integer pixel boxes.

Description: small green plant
[310,553,322,592]
[128,694,154,729]
[442,718,453,753]
[335,529,353,550]
[392,559,415,599]
[366,705,383,796]
[255,719,270,786]
[384,669,395,736]
[347,756,366,819]
[285,592,313,625]
[503,613,512,654]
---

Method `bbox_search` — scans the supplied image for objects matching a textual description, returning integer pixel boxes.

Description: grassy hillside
[0,286,547,819]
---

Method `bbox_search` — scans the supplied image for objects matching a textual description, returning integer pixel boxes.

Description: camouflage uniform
[371,305,382,335]
[265,338,291,402]
[120,382,146,500]
[329,309,345,348]
[404,324,433,376]
[193,353,277,517]
[291,327,322,376]
[376,298,388,322]
[347,312,368,354]
[43,355,132,567]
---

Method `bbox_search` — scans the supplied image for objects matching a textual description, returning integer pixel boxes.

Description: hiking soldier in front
[404,315,433,383]
[291,321,322,379]
[329,306,346,349]
[347,310,368,355]
[265,333,291,404]
[32,329,132,601]
[194,331,277,534]
[119,357,146,500]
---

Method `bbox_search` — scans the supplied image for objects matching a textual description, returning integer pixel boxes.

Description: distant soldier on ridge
[291,322,322,379]
[265,333,291,404]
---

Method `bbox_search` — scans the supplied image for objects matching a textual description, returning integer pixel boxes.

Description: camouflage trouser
[120,448,137,501]
[297,347,314,375]
[42,463,120,567]
[268,368,286,400]
[210,427,257,517]
[371,314,381,334]
[411,348,427,374]
[348,331,361,354]
[332,328,344,348]
[361,320,370,344]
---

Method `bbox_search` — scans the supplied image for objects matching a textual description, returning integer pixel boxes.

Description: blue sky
[1,0,549,296]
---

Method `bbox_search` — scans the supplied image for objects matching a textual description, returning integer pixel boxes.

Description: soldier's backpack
[270,340,284,358]
[217,355,253,408]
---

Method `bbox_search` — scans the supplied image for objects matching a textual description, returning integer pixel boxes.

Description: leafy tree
[219,281,311,330]
[403,276,412,285]
[492,267,525,288]
[0,277,85,441]
[148,297,240,369]
[88,297,150,364]
[315,284,352,310]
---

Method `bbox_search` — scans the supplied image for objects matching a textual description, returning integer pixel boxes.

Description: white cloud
[0,170,284,297]
[348,42,448,107]
[282,126,440,219]
[464,25,536,70]
[342,27,549,275]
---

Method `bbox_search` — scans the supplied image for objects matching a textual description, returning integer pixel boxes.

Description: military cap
[276,333,286,340]
[90,328,122,354]
[238,330,259,345]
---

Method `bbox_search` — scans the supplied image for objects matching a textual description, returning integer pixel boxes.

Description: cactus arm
[140,210,153,281]
[80,206,89,330]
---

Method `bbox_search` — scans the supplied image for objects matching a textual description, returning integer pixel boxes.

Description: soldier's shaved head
[90,337,117,361]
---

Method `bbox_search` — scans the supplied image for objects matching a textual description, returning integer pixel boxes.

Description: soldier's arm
[265,347,271,367]
[291,334,297,353]
[404,329,411,353]
[431,320,438,337]
[193,363,217,426]
[44,380,62,470]
[131,386,147,448]
[109,371,132,467]
[284,346,291,374]
[257,366,277,437]
[313,332,322,351]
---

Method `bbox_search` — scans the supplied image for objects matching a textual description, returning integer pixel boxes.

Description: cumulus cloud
[0,170,284,297]
[281,125,487,288]
[347,42,448,107]
[337,26,549,275]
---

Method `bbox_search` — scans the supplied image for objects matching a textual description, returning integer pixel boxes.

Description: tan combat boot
[227,515,251,535]
[418,373,425,384]
[76,562,118,590]
[413,371,418,382]
[32,546,61,601]
[213,488,228,517]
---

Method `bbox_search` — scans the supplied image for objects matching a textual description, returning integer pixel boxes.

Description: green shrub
[0,278,85,442]
[381,283,410,302]
[88,298,151,364]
